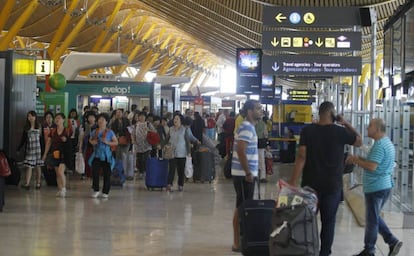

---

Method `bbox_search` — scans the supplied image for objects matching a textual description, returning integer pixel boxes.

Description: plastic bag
[75,152,85,174]
[276,179,318,213]
[184,155,193,178]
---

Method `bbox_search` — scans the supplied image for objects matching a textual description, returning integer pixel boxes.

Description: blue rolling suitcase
[111,160,126,186]
[145,157,168,190]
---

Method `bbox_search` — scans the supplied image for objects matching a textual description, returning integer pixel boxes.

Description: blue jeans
[318,189,342,256]
[364,188,398,254]
[205,128,215,140]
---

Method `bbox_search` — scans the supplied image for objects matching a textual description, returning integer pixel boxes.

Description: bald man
[348,119,402,256]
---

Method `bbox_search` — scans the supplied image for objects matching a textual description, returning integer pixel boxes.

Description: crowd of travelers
[13,104,274,198]
[2,100,402,256]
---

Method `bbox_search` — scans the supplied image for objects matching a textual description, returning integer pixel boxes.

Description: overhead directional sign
[262,31,361,51]
[262,55,362,76]
[263,7,361,27]
[287,89,316,102]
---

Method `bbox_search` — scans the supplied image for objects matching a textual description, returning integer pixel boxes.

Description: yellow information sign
[35,60,54,75]
[325,38,336,48]
[281,37,291,47]
[303,12,315,24]
[14,59,35,75]
[292,37,303,47]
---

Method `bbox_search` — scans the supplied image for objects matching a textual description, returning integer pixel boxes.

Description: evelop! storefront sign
[102,86,131,94]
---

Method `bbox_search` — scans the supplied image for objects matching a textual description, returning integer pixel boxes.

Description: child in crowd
[265,145,273,175]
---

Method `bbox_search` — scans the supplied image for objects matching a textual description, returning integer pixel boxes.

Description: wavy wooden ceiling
[0,0,408,82]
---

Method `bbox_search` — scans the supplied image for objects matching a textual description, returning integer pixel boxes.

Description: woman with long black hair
[18,111,44,190]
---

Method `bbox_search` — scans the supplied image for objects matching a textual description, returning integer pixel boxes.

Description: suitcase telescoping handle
[241,175,261,200]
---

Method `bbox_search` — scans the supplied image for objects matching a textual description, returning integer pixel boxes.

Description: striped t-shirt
[231,121,258,177]
[363,136,395,193]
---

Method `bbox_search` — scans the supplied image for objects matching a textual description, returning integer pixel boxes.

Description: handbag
[0,151,11,177]
[162,143,174,160]
[52,150,61,159]
[118,134,131,145]
[147,131,161,145]
[184,155,193,178]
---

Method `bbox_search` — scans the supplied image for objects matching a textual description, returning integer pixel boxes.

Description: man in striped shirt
[231,100,262,253]
[349,119,402,256]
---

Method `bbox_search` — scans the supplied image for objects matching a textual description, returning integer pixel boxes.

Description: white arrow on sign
[272,62,280,71]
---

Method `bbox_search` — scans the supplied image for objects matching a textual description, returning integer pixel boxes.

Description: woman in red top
[42,113,72,197]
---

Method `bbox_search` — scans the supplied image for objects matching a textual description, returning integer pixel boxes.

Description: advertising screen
[236,48,262,95]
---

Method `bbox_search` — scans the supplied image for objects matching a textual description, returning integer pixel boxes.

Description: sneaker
[56,189,66,198]
[178,186,183,192]
[60,188,67,198]
[353,249,375,256]
[389,241,403,256]
[166,185,173,192]
[91,191,100,198]
[101,193,109,199]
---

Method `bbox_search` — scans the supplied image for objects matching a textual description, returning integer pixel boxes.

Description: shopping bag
[75,152,85,174]
[184,155,193,178]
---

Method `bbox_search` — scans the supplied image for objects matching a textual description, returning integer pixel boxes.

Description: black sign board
[236,48,262,94]
[262,31,361,51]
[262,55,362,76]
[287,89,316,102]
[263,7,361,27]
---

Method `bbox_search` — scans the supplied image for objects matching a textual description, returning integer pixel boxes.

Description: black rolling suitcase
[193,150,215,182]
[5,158,21,186]
[269,204,319,256]
[238,180,276,256]
[42,166,57,186]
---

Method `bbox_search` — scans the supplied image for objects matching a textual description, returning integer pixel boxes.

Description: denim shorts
[46,155,64,168]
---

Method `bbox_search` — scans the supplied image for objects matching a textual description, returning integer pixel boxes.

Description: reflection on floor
[0,163,413,256]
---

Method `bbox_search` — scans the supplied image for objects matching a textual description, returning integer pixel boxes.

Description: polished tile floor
[1,163,413,256]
